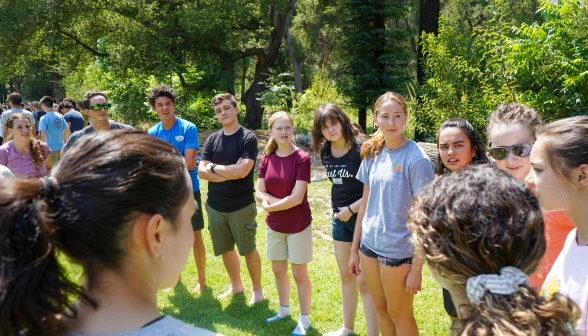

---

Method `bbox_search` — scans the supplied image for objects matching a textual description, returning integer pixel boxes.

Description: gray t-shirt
[1,108,36,126]
[69,315,221,336]
[63,121,134,153]
[356,140,435,259]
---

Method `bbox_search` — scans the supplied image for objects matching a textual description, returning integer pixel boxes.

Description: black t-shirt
[321,142,364,213]
[201,126,258,212]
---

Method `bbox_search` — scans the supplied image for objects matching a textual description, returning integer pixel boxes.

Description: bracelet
[348,205,356,215]
[210,163,217,173]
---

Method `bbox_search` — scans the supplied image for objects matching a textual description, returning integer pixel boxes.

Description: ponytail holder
[40,177,60,201]
[466,266,529,304]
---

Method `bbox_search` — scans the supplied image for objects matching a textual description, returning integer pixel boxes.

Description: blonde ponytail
[264,137,279,156]
[360,129,386,160]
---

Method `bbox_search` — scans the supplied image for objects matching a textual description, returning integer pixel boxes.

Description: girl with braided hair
[487,102,575,289]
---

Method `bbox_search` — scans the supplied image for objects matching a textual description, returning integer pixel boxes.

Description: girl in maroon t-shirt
[256,111,313,335]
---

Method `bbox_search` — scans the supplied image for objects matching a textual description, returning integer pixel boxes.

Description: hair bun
[39,177,59,201]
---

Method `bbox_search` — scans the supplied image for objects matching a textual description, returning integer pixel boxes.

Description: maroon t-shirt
[258,148,312,233]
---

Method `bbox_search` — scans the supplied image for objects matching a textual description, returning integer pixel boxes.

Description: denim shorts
[332,214,357,242]
[359,243,412,267]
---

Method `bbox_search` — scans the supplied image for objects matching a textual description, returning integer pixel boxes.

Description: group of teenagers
[0,86,587,336]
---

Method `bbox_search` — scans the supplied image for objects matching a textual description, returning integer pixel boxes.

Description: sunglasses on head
[89,103,112,111]
[487,141,534,160]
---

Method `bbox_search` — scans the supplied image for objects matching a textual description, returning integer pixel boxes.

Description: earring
[155,255,165,261]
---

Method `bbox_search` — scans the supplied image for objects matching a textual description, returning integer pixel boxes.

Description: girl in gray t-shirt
[349,92,434,336]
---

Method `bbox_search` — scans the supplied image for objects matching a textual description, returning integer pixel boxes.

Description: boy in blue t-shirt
[146,84,206,293]
[38,96,70,164]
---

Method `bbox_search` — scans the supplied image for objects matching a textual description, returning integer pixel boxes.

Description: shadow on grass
[162,283,321,335]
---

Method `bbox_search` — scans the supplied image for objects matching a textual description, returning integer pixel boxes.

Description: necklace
[13,142,31,157]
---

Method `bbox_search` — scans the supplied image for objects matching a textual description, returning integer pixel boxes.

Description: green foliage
[336,0,414,109]
[257,69,295,112]
[290,71,350,134]
[416,0,588,140]
[510,0,588,118]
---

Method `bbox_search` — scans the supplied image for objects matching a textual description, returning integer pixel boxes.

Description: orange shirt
[529,210,576,289]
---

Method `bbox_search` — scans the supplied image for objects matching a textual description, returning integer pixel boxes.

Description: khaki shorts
[206,202,257,256]
[266,225,313,264]
[50,150,61,165]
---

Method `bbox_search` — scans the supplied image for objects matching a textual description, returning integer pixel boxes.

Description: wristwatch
[211,163,217,173]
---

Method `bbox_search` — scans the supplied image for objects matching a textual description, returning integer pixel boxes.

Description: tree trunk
[0,83,7,102]
[415,0,440,141]
[242,0,297,129]
[51,72,66,101]
[284,8,304,93]
[417,0,440,84]
[243,60,270,129]
[9,77,22,95]
[359,107,367,132]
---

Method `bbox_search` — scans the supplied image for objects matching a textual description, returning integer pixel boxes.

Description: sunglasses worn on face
[487,141,534,160]
[89,103,112,111]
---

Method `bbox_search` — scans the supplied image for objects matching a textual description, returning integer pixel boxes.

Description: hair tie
[466,266,529,304]
[40,177,59,201]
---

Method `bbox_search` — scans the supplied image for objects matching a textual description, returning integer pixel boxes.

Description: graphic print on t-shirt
[540,276,560,300]
[52,118,63,130]
[325,163,354,185]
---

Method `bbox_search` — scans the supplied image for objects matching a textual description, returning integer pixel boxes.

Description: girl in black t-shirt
[311,104,378,336]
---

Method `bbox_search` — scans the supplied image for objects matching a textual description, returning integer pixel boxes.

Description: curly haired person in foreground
[409,165,580,335]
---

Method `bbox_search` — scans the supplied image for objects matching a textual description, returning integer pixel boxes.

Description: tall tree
[0,0,297,129]
[415,0,440,141]
[336,0,413,131]
[417,0,440,85]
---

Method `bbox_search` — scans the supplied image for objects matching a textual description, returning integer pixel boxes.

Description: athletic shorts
[191,191,205,231]
[359,243,412,267]
[332,214,357,242]
[266,224,313,264]
[206,202,257,256]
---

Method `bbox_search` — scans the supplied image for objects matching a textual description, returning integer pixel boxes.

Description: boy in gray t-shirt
[356,140,435,259]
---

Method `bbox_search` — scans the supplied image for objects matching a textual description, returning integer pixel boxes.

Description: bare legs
[330,241,379,336]
[191,230,206,293]
[219,249,264,304]
[361,253,418,336]
[270,260,311,314]
[245,249,264,304]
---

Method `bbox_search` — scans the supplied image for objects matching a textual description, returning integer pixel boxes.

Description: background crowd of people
[0,88,587,336]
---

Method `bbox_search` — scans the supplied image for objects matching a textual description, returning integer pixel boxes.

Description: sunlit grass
[61,178,449,335]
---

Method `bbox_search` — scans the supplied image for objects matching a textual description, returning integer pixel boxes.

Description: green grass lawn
[154,178,450,335]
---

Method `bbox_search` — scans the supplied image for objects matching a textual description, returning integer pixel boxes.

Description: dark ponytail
[0,179,84,335]
[0,130,191,335]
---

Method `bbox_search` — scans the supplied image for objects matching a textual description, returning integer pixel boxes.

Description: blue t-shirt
[356,140,435,259]
[148,117,200,191]
[64,110,85,133]
[39,112,68,151]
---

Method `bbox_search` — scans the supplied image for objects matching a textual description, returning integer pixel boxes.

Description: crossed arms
[198,157,255,183]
